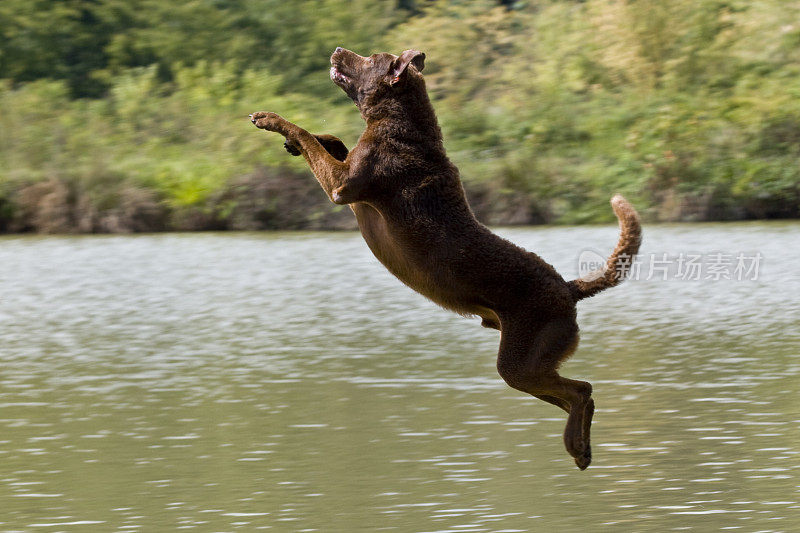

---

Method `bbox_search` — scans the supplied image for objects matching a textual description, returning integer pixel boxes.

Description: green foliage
[1,0,798,232]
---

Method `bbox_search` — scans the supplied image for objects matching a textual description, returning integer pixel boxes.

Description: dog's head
[330,47,426,112]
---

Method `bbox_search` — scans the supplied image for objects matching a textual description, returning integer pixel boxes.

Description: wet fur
[250,48,642,469]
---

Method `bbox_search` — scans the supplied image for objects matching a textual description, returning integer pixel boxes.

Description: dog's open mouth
[330,66,350,84]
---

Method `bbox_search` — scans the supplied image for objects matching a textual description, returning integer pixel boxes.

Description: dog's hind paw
[574,445,592,470]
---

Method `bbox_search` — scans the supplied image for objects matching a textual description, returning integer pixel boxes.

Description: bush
[1,0,799,232]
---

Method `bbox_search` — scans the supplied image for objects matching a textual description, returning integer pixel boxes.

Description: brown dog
[250,47,641,469]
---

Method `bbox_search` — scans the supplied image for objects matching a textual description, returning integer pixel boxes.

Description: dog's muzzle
[330,66,350,84]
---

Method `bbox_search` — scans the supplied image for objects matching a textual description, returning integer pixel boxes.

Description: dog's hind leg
[480,316,567,412]
[481,317,500,330]
[496,317,594,470]
[534,394,570,413]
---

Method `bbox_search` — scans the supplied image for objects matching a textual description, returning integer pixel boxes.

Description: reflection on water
[1,222,798,531]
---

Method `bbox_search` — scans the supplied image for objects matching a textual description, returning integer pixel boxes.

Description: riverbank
[1,166,797,234]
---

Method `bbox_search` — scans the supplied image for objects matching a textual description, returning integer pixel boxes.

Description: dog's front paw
[249,111,284,131]
[284,139,302,156]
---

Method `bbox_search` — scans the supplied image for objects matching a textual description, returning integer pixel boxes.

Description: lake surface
[1,222,798,532]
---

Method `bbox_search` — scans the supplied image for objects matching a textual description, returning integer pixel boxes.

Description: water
[1,222,798,532]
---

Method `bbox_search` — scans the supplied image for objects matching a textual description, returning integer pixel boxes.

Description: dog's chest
[351,203,436,291]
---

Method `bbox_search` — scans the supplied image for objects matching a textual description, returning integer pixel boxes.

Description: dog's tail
[567,194,642,301]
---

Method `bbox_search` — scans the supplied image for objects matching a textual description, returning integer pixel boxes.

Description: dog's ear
[389,50,425,86]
